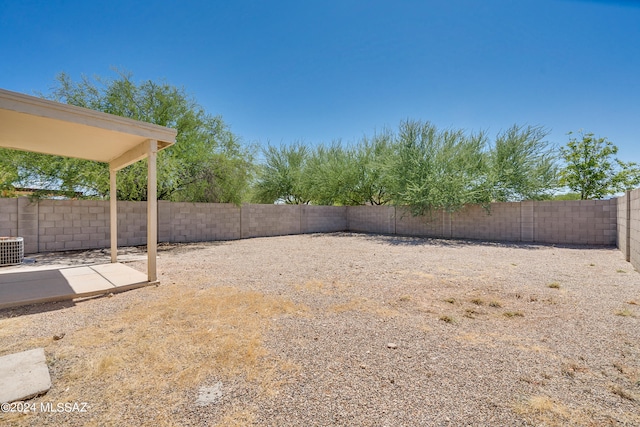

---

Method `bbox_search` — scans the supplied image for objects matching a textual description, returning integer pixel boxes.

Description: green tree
[303,142,352,205]
[300,135,391,206]
[0,149,19,197]
[0,71,253,203]
[560,131,640,199]
[551,192,581,201]
[487,125,559,201]
[246,120,561,210]
[349,132,393,205]
[252,143,310,204]
[386,120,490,215]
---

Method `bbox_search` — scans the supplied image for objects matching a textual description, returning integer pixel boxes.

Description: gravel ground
[1,232,639,426]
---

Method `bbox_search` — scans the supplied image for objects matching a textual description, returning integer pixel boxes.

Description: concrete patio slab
[0,348,51,403]
[0,263,153,310]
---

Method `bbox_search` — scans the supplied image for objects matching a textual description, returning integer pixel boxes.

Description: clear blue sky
[1,0,639,162]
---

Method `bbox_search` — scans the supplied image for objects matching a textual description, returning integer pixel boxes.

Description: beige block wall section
[159,201,240,243]
[395,208,446,237]
[451,203,522,241]
[347,206,396,234]
[629,189,640,271]
[16,198,39,253]
[301,205,347,233]
[617,194,629,260]
[37,199,141,252]
[533,200,616,245]
[0,198,19,239]
[520,201,534,242]
[0,197,624,256]
[240,204,302,238]
[238,204,348,238]
[116,201,147,247]
[347,201,617,245]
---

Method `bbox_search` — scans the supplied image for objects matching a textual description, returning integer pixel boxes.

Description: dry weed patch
[0,315,55,356]
[0,315,31,338]
[295,280,331,295]
[560,361,589,378]
[612,362,640,384]
[216,408,256,426]
[514,395,570,426]
[516,392,640,426]
[22,285,306,425]
[615,308,635,317]
[610,385,639,402]
[439,315,456,324]
[503,311,524,318]
[464,308,481,319]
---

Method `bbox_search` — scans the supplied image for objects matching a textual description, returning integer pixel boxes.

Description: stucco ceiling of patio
[0,88,175,165]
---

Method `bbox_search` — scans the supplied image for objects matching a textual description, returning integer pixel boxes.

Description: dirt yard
[1,233,639,426]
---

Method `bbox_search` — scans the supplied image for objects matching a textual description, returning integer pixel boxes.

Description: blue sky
[1,0,639,162]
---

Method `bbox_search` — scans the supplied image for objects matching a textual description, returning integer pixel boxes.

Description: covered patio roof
[0,88,177,291]
[0,88,175,167]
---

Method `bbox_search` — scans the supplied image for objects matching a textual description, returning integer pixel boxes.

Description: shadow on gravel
[329,232,616,251]
[0,299,76,319]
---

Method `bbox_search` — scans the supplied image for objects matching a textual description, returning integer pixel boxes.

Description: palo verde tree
[302,133,392,206]
[252,142,311,204]
[302,142,353,205]
[0,71,254,203]
[560,131,640,199]
[385,120,490,215]
[486,124,559,201]
[383,121,560,215]
[250,120,561,210]
[348,132,393,205]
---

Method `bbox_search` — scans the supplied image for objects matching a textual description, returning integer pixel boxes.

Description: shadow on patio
[0,263,152,311]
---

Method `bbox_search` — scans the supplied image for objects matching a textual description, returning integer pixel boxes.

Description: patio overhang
[0,88,177,286]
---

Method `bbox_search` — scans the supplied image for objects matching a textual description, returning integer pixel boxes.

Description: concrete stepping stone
[0,348,51,403]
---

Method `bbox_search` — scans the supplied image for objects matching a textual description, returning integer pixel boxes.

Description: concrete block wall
[117,201,147,247]
[520,201,535,242]
[159,201,240,243]
[17,198,39,254]
[0,198,37,255]
[346,200,617,246]
[629,189,640,271]
[347,206,396,234]
[0,198,19,239]
[37,200,148,252]
[0,196,626,257]
[37,200,109,252]
[617,194,629,260]
[395,208,446,238]
[1,199,350,254]
[240,204,302,238]
[451,203,522,241]
[533,200,616,245]
[301,205,347,233]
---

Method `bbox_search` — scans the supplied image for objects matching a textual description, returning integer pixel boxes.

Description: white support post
[110,168,117,263]
[147,140,158,282]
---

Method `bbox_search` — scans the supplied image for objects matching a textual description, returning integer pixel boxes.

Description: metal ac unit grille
[0,237,24,266]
